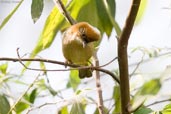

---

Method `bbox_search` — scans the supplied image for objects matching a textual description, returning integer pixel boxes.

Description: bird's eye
[82,33,89,43]
[79,27,89,43]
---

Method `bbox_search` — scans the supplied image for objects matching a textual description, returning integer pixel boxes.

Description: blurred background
[1,0,171,113]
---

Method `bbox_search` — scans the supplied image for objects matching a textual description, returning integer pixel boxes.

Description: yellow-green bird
[62,22,101,78]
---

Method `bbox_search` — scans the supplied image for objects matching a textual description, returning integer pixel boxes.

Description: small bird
[62,22,101,78]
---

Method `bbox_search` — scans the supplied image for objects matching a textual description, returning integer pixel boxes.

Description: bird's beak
[82,40,87,48]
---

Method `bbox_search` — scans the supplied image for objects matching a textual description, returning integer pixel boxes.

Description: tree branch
[0,56,119,84]
[146,98,171,107]
[93,51,104,114]
[118,0,141,114]
[53,0,76,25]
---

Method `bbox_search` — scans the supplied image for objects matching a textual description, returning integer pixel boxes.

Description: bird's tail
[79,69,92,78]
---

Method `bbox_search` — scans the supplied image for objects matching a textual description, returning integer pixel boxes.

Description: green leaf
[67,70,81,90]
[100,0,121,36]
[46,85,57,96]
[0,63,8,75]
[94,107,109,114]
[135,0,148,24]
[68,0,90,20]
[40,62,47,75]
[13,80,28,86]
[138,79,161,95]
[75,0,99,28]
[29,88,37,103]
[134,106,153,114]
[113,86,121,113]
[14,102,29,113]
[31,0,44,23]
[162,103,171,114]
[70,102,85,114]
[35,79,47,90]
[23,93,30,102]
[58,106,69,114]
[0,94,10,114]
[95,0,115,36]
[130,96,146,113]
[0,0,24,30]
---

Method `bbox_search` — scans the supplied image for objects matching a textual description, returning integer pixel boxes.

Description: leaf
[113,86,121,113]
[46,85,57,96]
[130,96,146,112]
[0,0,24,30]
[100,0,121,36]
[70,102,85,114]
[95,0,115,36]
[14,102,29,113]
[0,94,10,114]
[134,106,153,114]
[138,79,161,95]
[31,0,44,23]
[58,106,69,114]
[13,80,28,86]
[68,0,91,20]
[0,63,8,75]
[29,88,37,103]
[135,0,148,24]
[162,103,171,114]
[35,79,47,90]
[67,70,80,90]
[94,107,109,114]
[75,0,99,27]
[40,62,47,75]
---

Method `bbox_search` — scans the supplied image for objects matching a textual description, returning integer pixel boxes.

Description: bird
[62,22,101,78]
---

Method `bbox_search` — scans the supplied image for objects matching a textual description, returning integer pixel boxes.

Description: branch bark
[93,51,104,114]
[0,57,119,84]
[118,0,141,114]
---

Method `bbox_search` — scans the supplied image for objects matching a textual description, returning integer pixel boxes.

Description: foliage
[0,0,171,114]
[31,0,44,23]
[0,94,10,114]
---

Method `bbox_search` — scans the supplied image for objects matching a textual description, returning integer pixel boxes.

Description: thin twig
[53,0,76,25]
[0,50,119,83]
[99,57,118,68]
[130,52,145,77]
[22,48,120,83]
[146,98,171,107]
[129,51,171,67]
[93,51,104,114]
[0,57,120,83]
[26,102,60,114]
[7,73,41,114]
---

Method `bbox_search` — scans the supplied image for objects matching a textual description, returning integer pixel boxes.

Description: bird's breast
[62,36,94,65]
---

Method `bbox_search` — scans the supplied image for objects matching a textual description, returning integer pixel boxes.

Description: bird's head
[69,22,101,47]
